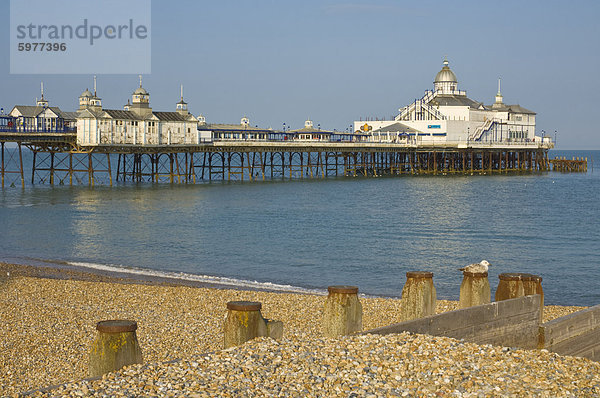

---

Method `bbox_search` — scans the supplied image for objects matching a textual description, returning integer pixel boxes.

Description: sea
[0,149,598,306]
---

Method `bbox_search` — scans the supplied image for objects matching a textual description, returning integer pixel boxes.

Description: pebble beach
[1,262,597,397]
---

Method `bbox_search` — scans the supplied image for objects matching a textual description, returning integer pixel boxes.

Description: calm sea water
[0,149,598,306]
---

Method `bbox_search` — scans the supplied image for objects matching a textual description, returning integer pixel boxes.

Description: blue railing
[0,115,76,134]
[0,125,76,133]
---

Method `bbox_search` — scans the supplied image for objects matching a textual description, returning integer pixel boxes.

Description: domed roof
[434,58,457,83]
[133,86,148,95]
[80,89,93,98]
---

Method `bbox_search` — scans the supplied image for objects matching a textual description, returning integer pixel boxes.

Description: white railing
[396,90,447,121]
[397,99,445,121]
[470,119,495,141]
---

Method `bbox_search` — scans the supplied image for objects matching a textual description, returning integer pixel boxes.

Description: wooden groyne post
[400,271,436,321]
[495,273,525,301]
[323,285,363,337]
[459,272,491,309]
[88,320,143,378]
[496,273,544,320]
[223,301,283,348]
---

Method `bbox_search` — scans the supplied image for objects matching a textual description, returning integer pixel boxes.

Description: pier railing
[0,129,562,188]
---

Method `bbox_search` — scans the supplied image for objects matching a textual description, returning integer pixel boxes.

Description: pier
[2,59,572,189]
[0,130,554,187]
[549,157,588,172]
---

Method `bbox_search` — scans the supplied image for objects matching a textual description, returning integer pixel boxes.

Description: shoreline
[0,261,241,290]
[0,261,328,296]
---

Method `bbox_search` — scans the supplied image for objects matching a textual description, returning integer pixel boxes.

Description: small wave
[67,261,327,295]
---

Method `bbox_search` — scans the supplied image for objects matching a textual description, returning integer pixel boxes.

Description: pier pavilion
[8,83,77,133]
[354,58,547,146]
[76,78,202,146]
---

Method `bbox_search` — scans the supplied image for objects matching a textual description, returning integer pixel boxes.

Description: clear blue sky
[1,0,598,149]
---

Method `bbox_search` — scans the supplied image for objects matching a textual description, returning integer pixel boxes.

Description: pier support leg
[107,153,112,186]
[88,153,94,186]
[18,144,24,188]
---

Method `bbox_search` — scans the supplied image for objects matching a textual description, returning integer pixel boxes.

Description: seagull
[459,260,491,274]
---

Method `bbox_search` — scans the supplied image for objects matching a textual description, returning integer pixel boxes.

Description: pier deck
[0,131,562,187]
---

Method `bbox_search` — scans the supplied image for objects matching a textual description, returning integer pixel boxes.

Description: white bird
[459,260,491,274]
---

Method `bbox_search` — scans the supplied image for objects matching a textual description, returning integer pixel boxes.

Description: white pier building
[77,78,206,146]
[9,83,77,132]
[354,58,547,146]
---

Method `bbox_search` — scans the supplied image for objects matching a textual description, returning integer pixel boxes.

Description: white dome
[133,86,148,95]
[434,58,457,83]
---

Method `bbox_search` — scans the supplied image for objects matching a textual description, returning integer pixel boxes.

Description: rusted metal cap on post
[328,285,359,294]
[96,320,138,333]
[406,271,433,279]
[498,273,523,281]
[463,271,488,278]
[227,301,262,311]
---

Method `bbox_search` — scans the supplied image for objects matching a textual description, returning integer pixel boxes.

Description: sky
[0,0,599,149]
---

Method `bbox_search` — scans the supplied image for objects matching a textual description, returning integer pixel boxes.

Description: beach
[0,262,597,397]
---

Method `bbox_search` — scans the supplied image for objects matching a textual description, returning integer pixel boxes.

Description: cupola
[176,85,188,115]
[36,82,49,107]
[434,57,458,93]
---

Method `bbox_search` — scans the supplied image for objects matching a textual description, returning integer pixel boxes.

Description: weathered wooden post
[323,285,363,337]
[523,274,544,320]
[495,273,543,304]
[458,272,491,309]
[401,271,436,321]
[223,301,283,349]
[89,320,143,378]
[495,273,525,301]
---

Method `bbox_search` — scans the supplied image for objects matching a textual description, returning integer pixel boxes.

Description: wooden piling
[400,272,436,321]
[522,274,544,320]
[223,301,283,348]
[550,157,587,172]
[459,272,491,309]
[89,320,143,378]
[495,273,525,302]
[323,285,363,337]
